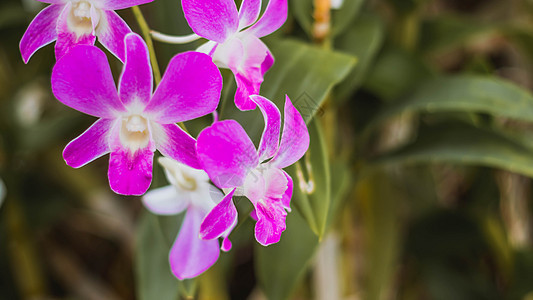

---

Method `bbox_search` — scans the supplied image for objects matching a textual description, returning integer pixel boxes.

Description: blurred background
[3,0,533,299]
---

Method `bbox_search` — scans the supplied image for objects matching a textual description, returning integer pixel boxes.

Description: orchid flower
[153,0,287,111]
[20,0,151,63]
[51,33,222,195]
[196,95,309,246]
[142,157,234,279]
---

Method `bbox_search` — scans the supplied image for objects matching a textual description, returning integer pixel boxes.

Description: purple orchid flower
[142,157,234,279]
[196,95,309,246]
[182,0,287,111]
[51,33,222,195]
[20,0,152,63]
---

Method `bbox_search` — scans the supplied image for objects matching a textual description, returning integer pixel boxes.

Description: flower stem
[131,6,162,85]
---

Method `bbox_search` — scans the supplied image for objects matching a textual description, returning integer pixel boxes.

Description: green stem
[131,6,161,85]
[131,6,189,133]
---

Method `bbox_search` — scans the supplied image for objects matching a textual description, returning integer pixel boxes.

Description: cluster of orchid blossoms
[20,0,310,280]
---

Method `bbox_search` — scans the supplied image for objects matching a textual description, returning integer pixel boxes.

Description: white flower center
[73,1,91,19]
[68,1,100,37]
[119,115,150,151]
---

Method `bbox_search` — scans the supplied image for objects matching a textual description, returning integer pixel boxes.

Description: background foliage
[3,0,533,299]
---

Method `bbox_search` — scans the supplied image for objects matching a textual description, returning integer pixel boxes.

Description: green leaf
[290,0,365,37]
[260,39,356,123]
[255,209,319,300]
[135,212,183,300]
[363,46,432,101]
[334,14,385,103]
[419,16,497,55]
[372,75,533,126]
[372,123,533,178]
[331,0,366,36]
[219,39,355,143]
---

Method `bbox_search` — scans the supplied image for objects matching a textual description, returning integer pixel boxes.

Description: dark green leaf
[372,75,533,126]
[334,14,385,103]
[363,46,432,101]
[372,123,533,178]
[419,16,497,55]
[260,39,356,123]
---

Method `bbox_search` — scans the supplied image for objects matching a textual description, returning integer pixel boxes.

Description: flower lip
[68,1,100,37]
[119,114,151,151]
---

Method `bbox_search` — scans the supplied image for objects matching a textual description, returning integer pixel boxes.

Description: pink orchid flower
[182,0,287,111]
[51,33,222,195]
[196,95,309,246]
[20,0,151,63]
[142,157,234,279]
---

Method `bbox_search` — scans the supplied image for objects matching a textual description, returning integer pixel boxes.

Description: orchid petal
[232,35,271,110]
[20,4,62,63]
[55,3,96,59]
[281,170,292,211]
[243,169,266,202]
[247,0,287,38]
[261,47,274,75]
[270,96,309,168]
[89,5,100,35]
[199,189,237,240]
[118,33,152,107]
[197,120,258,188]
[250,95,281,161]
[254,198,287,246]
[182,0,239,43]
[145,52,222,123]
[63,118,114,168]
[264,167,288,199]
[97,10,132,62]
[108,146,153,195]
[95,0,153,10]
[234,73,259,111]
[152,123,200,169]
[170,207,220,279]
[142,186,188,215]
[238,0,261,30]
[51,45,125,118]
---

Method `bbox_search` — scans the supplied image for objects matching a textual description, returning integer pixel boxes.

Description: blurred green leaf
[331,0,366,36]
[372,75,533,126]
[419,16,497,55]
[255,209,319,300]
[261,39,356,123]
[372,123,533,178]
[363,46,432,101]
[220,39,355,146]
[334,13,385,103]
[135,212,183,300]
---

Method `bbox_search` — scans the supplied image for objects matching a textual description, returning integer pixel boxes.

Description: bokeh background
[2,0,533,299]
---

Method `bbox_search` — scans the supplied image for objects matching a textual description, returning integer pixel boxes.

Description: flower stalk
[131,5,161,85]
